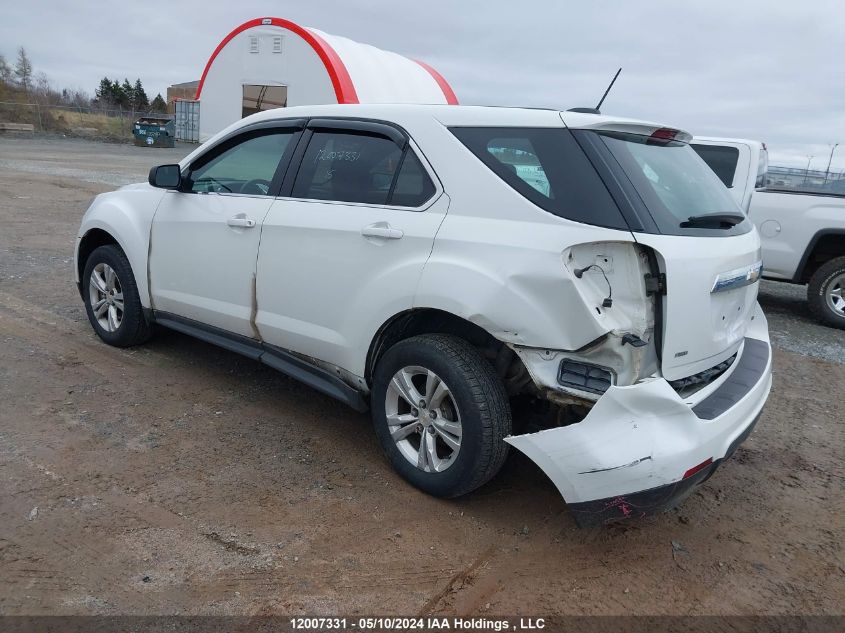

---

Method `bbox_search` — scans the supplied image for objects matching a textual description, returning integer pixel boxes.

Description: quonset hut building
[175,17,458,142]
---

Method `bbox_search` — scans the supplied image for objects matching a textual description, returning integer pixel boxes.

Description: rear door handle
[361,223,403,240]
[227,216,256,228]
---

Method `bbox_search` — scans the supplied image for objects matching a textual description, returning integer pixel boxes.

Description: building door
[242,85,287,118]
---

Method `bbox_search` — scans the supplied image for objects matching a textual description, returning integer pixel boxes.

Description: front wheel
[807,256,845,330]
[82,244,152,347]
[371,334,511,498]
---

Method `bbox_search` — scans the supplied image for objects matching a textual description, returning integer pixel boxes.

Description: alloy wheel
[826,273,845,317]
[88,263,124,332]
[385,366,462,473]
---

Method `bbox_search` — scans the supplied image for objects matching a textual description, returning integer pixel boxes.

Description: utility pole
[803,155,814,186]
[824,143,839,184]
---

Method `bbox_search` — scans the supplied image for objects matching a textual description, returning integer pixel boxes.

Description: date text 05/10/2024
[289,617,546,630]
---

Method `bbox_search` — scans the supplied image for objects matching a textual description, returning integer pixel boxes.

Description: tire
[371,334,511,498]
[807,256,845,330]
[82,244,152,347]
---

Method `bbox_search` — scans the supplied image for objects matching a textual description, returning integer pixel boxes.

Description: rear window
[450,127,628,230]
[691,143,739,188]
[598,132,747,234]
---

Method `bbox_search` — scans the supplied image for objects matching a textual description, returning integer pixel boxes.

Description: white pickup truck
[693,137,845,329]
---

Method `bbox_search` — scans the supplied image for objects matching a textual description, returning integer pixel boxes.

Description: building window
[249,36,259,54]
[272,36,283,53]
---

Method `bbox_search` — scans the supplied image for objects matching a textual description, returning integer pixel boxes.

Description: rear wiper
[680,213,745,229]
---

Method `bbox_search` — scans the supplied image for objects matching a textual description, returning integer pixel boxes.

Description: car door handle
[227,216,256,228]
[361,223,403,239]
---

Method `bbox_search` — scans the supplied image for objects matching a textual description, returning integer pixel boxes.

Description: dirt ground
[0,136,843,617]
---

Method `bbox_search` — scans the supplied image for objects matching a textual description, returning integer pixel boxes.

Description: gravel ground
[759,280,845,365]
[0,135,842,617]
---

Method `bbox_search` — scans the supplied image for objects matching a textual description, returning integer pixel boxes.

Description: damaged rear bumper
[505,304,772,527]
[567,410,761,526]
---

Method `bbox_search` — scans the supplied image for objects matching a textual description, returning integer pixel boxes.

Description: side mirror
[149,164,182,190]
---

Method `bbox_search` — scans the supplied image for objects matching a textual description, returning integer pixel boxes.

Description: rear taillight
[683,457,713,479]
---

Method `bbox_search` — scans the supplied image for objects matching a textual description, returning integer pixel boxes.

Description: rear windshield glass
[598,132,744,232]
[450,127,629,230]
[691,143,739,188]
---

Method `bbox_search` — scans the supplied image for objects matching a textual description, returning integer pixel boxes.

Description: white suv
[73,104,772,526]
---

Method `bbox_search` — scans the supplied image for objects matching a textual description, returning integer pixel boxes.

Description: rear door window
[450,127,629,230]
[291,129,435,207]
[691,143,740,188]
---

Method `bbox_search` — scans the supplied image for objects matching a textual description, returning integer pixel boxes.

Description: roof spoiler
[562,115,693,144]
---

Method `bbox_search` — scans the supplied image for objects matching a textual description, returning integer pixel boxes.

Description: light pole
[824,143,839,184]
[803,155,814,185]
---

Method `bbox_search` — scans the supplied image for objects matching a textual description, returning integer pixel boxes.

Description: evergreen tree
[120,78,133,109]
[95,77,112,100]
[150,93,167,113]
[14,46,33,91]
[94,77,115,108]
[132,78,149,111]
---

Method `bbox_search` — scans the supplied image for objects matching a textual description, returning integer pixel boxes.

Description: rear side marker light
[558,360,613,395]
[683,458,713,480]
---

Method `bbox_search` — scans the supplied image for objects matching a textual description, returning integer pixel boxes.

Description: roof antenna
[596,67,622,112]
[568,67,622,115]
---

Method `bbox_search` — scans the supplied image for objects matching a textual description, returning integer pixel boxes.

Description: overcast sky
[2,1,843,171]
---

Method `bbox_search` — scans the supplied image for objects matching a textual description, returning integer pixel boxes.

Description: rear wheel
[807,256,845,330]
[371,334,511,498]
[83,245,152,347]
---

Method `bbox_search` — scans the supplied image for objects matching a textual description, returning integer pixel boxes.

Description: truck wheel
[371,334,511,498]
[807,256,845,329]
[82,245,152,347]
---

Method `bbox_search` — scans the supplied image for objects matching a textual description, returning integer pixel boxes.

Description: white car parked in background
[693,137,845,328]
[74,104,772,526]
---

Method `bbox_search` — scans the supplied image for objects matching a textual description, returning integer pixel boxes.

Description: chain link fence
[0,101,173,142]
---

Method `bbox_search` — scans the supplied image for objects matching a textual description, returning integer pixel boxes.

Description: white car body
[74,104,772,525]
[749,189,845,283]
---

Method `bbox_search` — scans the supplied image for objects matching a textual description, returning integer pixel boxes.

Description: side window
[390,152,436,207]
[291,128,436,207]
[189,130,297,196]
[450,126,629,230]
[486,138,551,197]
[292,130,403,205]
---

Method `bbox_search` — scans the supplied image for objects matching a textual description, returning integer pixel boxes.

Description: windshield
[599,131,744,233]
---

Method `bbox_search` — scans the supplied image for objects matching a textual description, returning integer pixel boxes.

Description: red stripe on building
[195,17,359,104]
[413,59,459,105]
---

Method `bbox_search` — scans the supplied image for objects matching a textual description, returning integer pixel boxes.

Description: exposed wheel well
[799,232,845,283]
[365,308,531,395]
[77,229,120,285]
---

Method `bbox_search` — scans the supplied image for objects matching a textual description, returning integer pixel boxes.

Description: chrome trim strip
[711,261,763,293]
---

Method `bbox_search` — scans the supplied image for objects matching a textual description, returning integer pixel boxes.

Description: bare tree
[0,54,12,84]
